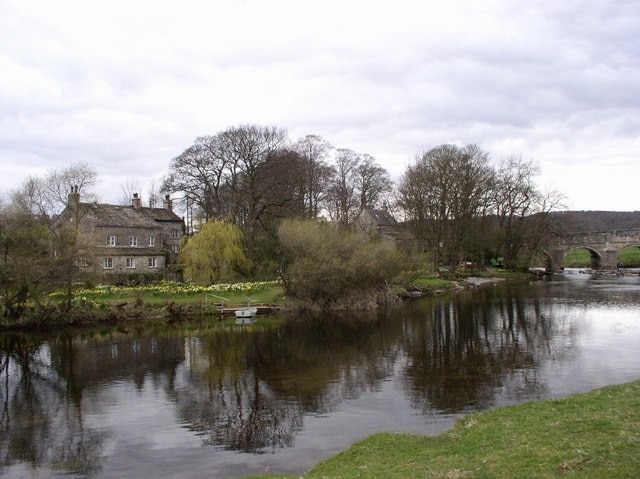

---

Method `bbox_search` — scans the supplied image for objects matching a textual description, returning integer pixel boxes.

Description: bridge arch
[563,246,603,270]
[617,245,640,268]
[548,229,640,271]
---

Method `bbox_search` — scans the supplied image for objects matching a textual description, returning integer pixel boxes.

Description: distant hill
[549,211,640,233]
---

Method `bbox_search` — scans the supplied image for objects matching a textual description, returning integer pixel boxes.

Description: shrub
[278,219,403,308]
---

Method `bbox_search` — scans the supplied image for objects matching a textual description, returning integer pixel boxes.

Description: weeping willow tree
[179,220,250,284]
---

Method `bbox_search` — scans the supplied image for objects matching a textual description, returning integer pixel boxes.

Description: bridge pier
[601,250,619,270]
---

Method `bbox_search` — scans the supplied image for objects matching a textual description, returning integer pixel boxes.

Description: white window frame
[148,257,157,268]
[107,235,116,246]
[126,258,136,269]
[104,258,113,269]
[75,257,89,267]
[148,235,155,247]
[171,244,179,254]
[129,236,138,247]
[170,229,179,239]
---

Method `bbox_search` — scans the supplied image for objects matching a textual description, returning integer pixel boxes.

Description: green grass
[619,247,640,267]
[564,246,640,268]
[564,248,592,267]
[412,277,455,290]
[50,281,285,308]
[245,380,640,479]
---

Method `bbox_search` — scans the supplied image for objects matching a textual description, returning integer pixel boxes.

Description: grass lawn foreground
[246,380,640,479]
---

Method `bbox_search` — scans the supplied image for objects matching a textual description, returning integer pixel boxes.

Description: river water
[2,274,640,478]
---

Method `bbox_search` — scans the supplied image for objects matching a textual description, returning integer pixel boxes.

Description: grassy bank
[247,380,640,478]
[48,280,285,307]
[0,281,286,331]
[395,268,532,297]
[3,269,528,330]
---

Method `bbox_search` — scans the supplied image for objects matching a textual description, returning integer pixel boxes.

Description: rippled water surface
[2,274,640,478]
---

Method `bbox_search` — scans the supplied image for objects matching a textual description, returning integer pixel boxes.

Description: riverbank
[0,270,532,331]
[246,380,640,478]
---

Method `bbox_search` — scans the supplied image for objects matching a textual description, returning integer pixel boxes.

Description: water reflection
[0,335,107,476]
[402,284,568,413]
[171,312,399,452]
[1,277,639,478]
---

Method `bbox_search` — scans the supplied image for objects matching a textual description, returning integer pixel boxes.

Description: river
[1,273,640,478]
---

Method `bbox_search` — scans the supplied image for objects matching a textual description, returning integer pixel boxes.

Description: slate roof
[365,209,398,226]
[79,203,161,229]
[141,207,183,223]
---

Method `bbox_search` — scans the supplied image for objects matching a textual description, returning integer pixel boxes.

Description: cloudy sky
[1,0,639,210]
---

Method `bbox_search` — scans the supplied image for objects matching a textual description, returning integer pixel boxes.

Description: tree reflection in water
[402,282,575,413]
[0,334,107,476]
[171,311,401,453]
[0,279,600,476]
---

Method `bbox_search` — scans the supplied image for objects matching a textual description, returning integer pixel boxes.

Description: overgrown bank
[0,281,285,331]
[246,380,640,479]
[0,267,535,331]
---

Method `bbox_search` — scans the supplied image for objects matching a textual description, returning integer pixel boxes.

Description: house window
[148,257,157,268]
[75,257,89,267]
[107,235,116,246]
[129,236,138,247]
[126,258,136,269]
[171,244,179,254]
[104,258,113,269]
[170,229,179,239]
[148,236,155,247]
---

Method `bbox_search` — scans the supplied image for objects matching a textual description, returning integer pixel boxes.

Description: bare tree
[491,156,566,268]
[6,163,98,315]
[162,135,230,222]
[13,162,98,221]
[327,148,360,226]
[354,154,393,212]
[146,178,163,208]
[119,178,141,206]
[212,125,292,260]
[398,144,493,267]
[293,135,335,218]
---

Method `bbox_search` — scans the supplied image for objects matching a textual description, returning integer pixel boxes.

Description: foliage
[163,126,393,262]
[9,163,99,313]
[179,220,249,283]
[277,219,403,308]
[248,380,640,479]
[0,201,51,319]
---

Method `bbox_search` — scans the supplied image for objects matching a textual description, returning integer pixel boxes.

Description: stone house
[354,209,402,242]
[57,188,184,282]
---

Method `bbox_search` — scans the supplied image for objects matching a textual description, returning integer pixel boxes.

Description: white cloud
[1,0,639,210]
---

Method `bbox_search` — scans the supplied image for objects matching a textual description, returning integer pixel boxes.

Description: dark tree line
[164,127,564,273]
[161,125,393,271]
[398,145,564,270]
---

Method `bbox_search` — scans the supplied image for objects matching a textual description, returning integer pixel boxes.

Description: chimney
[132,193,142,209]
[68,185,80,210]
[163,194,173,211]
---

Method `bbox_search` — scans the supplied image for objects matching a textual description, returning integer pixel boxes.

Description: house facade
[354,208,401,242]
[58,188,184,282]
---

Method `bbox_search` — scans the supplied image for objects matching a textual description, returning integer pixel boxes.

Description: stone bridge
[545,228,640,271]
